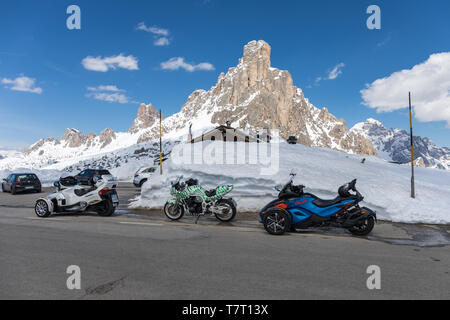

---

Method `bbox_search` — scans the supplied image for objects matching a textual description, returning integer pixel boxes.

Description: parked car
[287,136,298,145]
[74,169,115,186]
[133,166,157,187]
[1,173,42,195]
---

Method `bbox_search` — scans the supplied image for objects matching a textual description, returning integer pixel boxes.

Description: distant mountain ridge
[351,119,450,170]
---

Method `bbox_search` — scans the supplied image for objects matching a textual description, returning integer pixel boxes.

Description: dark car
[2,173,42,195]
[287,136,298,145]
[74,169,113,185]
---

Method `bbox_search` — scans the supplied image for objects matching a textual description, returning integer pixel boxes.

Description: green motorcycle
[164,176,237,223]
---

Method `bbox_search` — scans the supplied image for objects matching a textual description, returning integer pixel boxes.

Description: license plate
[111,194,119,203]
[25,186,33,189]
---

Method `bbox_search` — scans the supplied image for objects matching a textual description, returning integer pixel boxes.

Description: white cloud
[1,76,42,94]
[361,52,450,126]
[313,63,345,85]
[160,57,215,72]
[81,54,139,72]
[87,85,124,92]
[136,22,169,36]
[154,37,170,46]
[86,85,130,104]
[327,63,345,80]
[136,22,171,47]
[89,92,129,104]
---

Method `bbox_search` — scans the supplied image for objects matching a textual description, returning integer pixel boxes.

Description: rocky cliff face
[351,119,450,170]
[136,40,376,155]
[61,129,88,148]
[99,128,116,148]
[130,104,159,134]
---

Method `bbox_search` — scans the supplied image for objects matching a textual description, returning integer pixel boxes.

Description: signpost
[409,92,415,199]
[160,109,163,175]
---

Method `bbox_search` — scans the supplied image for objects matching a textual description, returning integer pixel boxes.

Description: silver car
[133,166,157,187]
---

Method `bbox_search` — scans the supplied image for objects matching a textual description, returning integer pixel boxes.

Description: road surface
[0,183,449,299]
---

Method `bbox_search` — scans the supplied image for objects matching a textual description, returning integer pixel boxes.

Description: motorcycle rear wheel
[214,199,237,222]
[164,203,184,221]
[349,216,375,236]
[96,200,115,217]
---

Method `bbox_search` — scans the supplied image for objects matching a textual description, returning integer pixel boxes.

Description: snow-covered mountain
[351,119,450,170]
[0,40,379,176]
[0,149,21,161]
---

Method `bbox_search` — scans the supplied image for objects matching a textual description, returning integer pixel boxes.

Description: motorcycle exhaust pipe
[64,202,88,212]
[342,213,374,228]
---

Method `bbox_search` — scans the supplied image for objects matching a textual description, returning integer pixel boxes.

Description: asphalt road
[0,183,449,300]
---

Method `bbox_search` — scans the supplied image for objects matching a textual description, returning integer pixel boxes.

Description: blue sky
[0,0,449,149]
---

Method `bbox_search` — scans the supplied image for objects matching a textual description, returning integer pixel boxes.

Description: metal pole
[409,92,415,199]
[160,109,163,175]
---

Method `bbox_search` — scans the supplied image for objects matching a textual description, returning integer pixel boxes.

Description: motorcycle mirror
[274,185,282,191]
[289,169,298,177]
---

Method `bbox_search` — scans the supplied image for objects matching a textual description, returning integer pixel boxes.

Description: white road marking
[119,221,164,227]
[27,217,68,221]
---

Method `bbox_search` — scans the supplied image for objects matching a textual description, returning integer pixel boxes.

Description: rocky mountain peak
[352,119,388,138]
[365,118,384,127]
[61,128,87,148]
[61,128,80,140]
[99,128,117,148]
[242,40,271,68]
[149,40,376,156]
[133,40,377,155]
[130,103,159,134]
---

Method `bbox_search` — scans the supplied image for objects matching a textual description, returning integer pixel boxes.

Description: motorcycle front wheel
[35,200,51,218]
[263,208,290,235]
[164,203,184,221]
[214,199,237,222]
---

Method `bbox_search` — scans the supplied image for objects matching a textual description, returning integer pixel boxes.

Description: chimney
[187,123,193,143]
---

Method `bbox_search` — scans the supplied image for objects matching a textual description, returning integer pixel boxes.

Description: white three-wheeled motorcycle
[34,175,119,218]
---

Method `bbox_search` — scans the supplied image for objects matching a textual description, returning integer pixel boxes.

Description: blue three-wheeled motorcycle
[259,173,377,236]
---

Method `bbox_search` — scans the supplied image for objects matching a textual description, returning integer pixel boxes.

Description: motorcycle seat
[74,188,94,197]
[205,189,217,197]
[313,197,345,208]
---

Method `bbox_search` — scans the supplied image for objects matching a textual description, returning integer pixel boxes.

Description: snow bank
[130,142,450,225]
